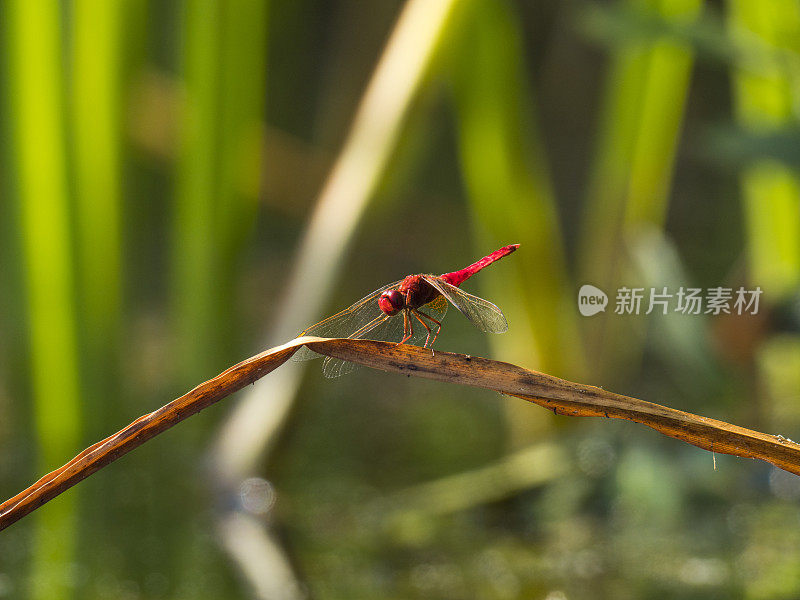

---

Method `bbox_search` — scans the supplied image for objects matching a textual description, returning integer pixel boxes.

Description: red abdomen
[441,244,519,287]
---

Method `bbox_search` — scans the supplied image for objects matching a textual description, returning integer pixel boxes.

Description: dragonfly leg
[415,310,442,349]
[414,310,442,357]
[398,309,413,345]
[412,310,434,349]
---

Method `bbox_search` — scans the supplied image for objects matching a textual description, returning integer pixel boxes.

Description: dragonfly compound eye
[378,290,405,315]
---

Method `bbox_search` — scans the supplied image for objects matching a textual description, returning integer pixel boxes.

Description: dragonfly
[294,244,519,377]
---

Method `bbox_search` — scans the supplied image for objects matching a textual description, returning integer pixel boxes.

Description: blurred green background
[1,0,800,598]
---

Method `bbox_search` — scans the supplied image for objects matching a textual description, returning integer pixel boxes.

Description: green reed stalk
[173,0,268,383]
[578,0,702,379]
[173,0,222,381]
[5,1,82,597]
[72,0,123,355]
[450,0,581,379]
[727,0,800,298]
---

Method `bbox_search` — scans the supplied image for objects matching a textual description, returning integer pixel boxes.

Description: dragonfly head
[378,289,405,316]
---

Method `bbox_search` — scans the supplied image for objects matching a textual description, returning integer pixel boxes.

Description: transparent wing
[320,296,449,378]
[421,275,508,333]
[293,279,403,362]
[321,312,399,378]
[417,294,448,322]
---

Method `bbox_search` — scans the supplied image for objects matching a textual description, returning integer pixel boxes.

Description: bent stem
[2,336,799,532]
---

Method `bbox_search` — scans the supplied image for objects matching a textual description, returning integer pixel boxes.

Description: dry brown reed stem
[2,336,798,531]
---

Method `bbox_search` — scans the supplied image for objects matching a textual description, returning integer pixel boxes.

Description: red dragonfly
[295,244,519,377]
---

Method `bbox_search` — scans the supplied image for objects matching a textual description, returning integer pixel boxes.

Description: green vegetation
[1,0,799,598]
